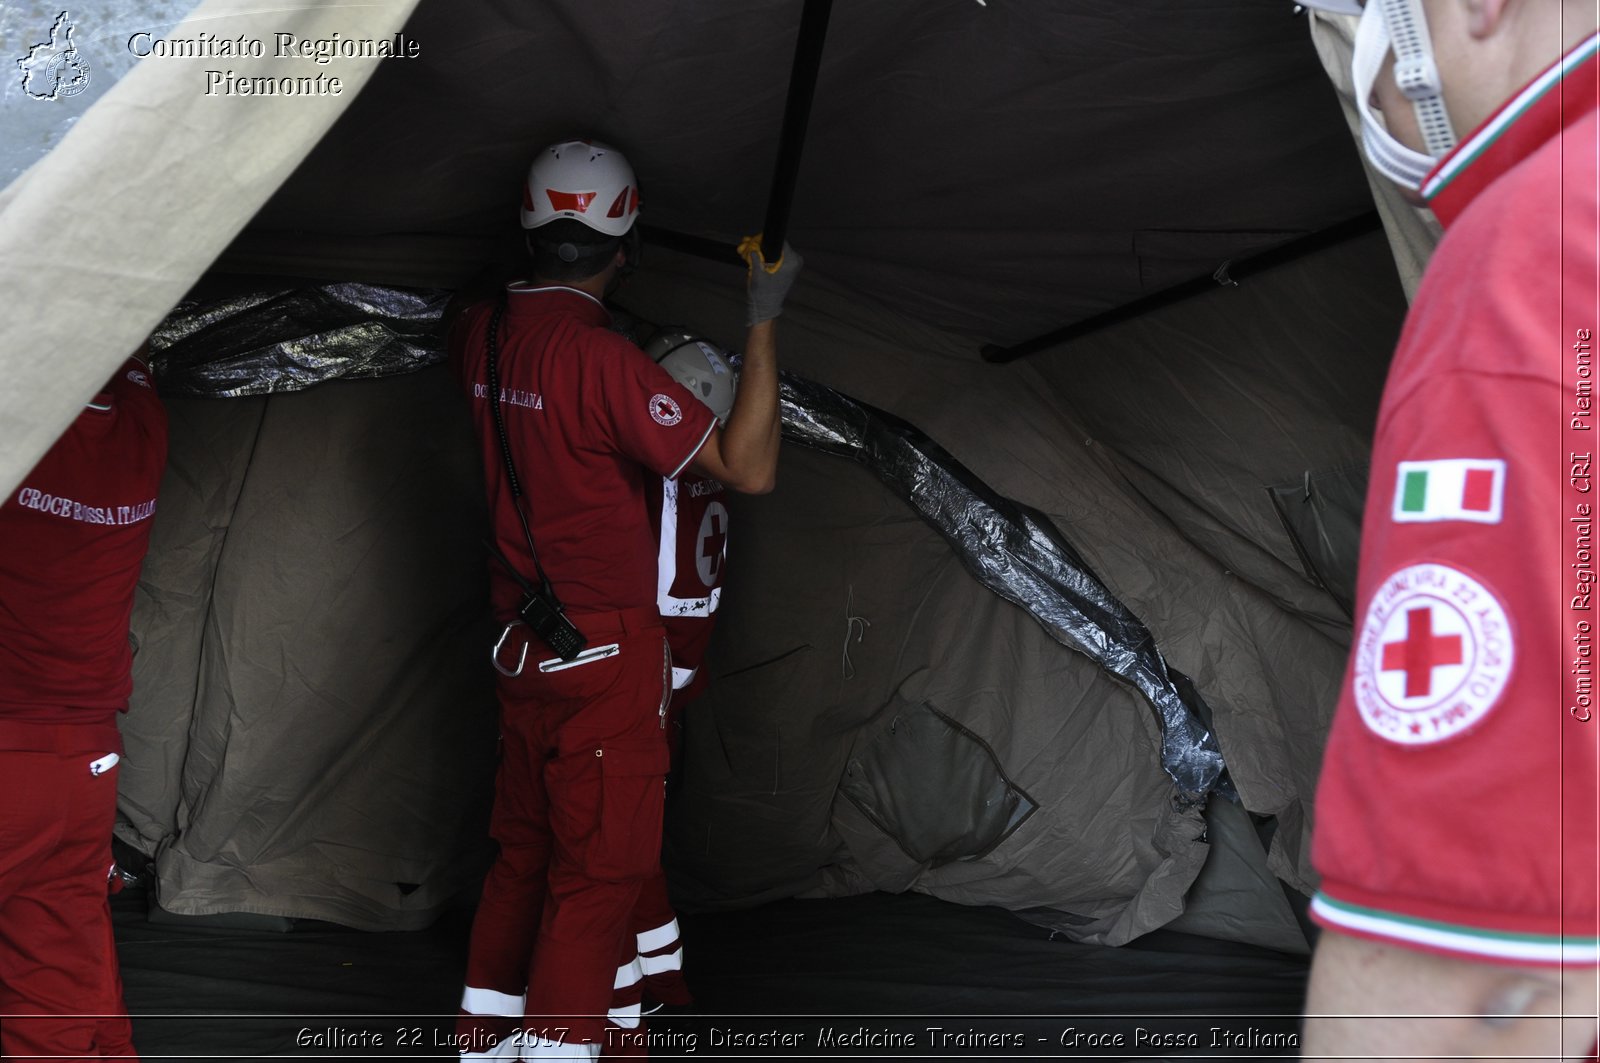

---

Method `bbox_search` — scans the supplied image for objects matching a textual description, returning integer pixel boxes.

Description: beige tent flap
[0,0,420,500]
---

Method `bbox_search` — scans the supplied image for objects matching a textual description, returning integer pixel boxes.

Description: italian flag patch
[1392,459,1505,523]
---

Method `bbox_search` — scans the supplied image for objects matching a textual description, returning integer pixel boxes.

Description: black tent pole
[636,225,744,266]
[759,0,834,263]
[979,212,1384,363]
[641,0,833,268]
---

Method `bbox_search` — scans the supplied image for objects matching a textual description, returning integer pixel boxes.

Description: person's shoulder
[573,319,656,372]
[451,294,500,334]
[1412,124,1593,339]
[1444,113,1597,260]
[445,294,501,374]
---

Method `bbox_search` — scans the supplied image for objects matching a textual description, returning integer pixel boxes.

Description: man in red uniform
[450,139,800,1060]
[1295,1,1600,1055]
[0,348,167,1060]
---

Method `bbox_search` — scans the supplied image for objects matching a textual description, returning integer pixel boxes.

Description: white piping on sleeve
[669,420,716,480]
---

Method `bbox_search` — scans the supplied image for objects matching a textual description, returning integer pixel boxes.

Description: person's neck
[1454,3,1598,134]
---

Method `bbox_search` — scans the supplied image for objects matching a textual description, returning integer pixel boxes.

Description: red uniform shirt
[647,473,728,701]
[1311,37,1600,965]
[0,357,168,748]
[449,285,716,618]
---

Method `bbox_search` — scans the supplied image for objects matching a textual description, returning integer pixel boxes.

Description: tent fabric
[662,442,1210,945]
[777,372,1228,798]
[1267,463,1367,617]
[838,693,1039,866]
[122,369,497,931]
[0,0,1413,950]
[0,0,421,500]
[140,283,1235,809]
[621,234,1402,918]
[213,2,1374,339]
[112,221,1401,941]
[122,281,1216,941]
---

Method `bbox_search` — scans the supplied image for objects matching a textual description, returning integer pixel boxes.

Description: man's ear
[1463,0,1511,40]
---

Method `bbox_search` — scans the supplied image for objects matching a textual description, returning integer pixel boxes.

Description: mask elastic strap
[1378,0,1457,158]
[1351,3,1439,191]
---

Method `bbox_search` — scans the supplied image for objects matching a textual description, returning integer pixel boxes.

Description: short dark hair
[526,219,623,282]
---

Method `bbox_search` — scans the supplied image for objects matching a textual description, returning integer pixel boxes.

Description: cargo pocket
[589,740,671,881]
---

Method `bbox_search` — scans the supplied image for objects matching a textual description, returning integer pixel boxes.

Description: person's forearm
[716,320,780,493]
[1303,931,1599,1060]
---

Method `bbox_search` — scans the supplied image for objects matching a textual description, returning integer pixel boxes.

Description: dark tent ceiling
[218,0,1371,347]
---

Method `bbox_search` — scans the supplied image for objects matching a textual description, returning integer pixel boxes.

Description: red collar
[1424,34,1599,227]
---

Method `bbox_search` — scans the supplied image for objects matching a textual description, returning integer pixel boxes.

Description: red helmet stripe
[606,188,630,219]
[545,190,595,213]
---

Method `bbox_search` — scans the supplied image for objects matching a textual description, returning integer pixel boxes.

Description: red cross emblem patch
[1352,563,1513,745]
[650,393,683,427]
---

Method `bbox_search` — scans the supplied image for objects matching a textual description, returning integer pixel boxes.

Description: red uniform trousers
[628,686,694,1006]
[599,686,697,1060]
[459,607,671,1059]
[597,873,687,1060]
[0,735,135,1061]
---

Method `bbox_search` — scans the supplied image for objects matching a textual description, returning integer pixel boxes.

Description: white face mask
[1350,0,1458,191]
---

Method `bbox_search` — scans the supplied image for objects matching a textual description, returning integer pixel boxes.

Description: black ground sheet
[111,887,1308,1061]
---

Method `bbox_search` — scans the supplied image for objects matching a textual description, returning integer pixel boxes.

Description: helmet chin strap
[1352,0,1458,191]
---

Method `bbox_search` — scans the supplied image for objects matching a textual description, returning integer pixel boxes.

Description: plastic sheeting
[145,283,1227,797]
[151,285,450,397]
[779,373,1228,797]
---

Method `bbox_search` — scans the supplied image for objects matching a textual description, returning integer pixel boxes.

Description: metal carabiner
[492,621,529,678]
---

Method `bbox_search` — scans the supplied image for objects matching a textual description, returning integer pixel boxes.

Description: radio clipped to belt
[483,295,587,666]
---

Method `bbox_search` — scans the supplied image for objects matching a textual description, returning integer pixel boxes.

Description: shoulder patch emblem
[1353,562,1513,745]
[1392,459,1504,523]
[650,393,683,427]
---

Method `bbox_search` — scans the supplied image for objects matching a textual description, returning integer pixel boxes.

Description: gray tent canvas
[2,0,1417,975]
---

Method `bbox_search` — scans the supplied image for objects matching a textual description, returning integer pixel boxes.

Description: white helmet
[645,329,737,426]
[521,139,641,236]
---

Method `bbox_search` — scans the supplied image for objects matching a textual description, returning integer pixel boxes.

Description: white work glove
[736,235,803,326]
